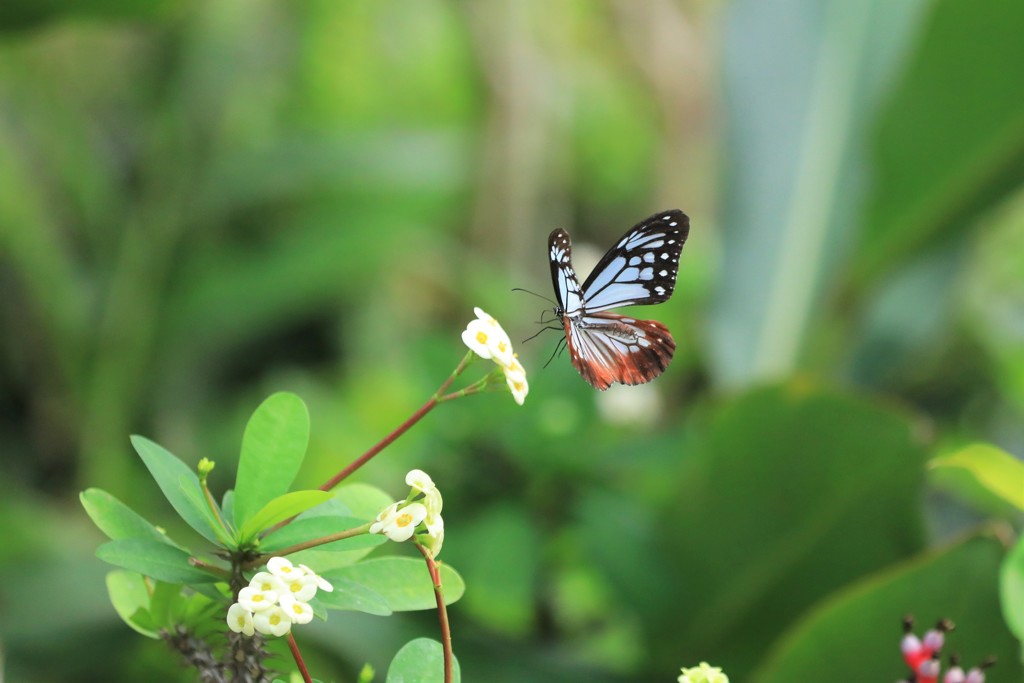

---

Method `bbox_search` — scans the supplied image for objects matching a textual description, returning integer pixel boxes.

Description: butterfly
[548,209,689,390]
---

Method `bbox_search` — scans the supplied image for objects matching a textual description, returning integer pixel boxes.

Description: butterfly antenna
[512,287,556,306]
[543,337,567,368]
[522,325,561,344]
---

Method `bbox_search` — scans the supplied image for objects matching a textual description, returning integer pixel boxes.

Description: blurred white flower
[370,502,428,542]
[405,469,437,495]
[237,586,277,612]
[503,356,529,406]
[266,556,305,581]
[462,307,515,367]
[252,605,292,637]
[226,603,254,636]
[678,662,729,683]
[281,574,318,603]
[298,564,334,592]
[279,594,314,625]
[249,571,286,595]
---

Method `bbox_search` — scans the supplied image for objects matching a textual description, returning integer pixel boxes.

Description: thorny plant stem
[318,351,475,492]
[287,632,313,683]
[418,544,453,683]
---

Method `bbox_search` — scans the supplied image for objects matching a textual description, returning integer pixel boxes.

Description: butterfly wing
[561,312,676,390]
[579,210,689,313]
[548,228,585,316]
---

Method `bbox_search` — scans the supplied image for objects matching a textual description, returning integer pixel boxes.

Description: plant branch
[417,544,453,683]
[318,352,474,491]
[244,523,372,570]
[286,632,313,683]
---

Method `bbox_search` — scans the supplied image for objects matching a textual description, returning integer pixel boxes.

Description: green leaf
[148,581,183,630]
[96,538,220,584]
[1001,534,1024,646]
[278,485,392,570]
[855,0,1024,283]
[929,443,1024,514]
[260,515,381,553]
[331,482,393,520]
[711,0,925,384]
[324,557,464,612]
[754,532,1024,681]
[236,490,334,543]
[105,571,159,639]
[315,577,391,616]
[444,504,537,635]
[233,392,310,529]
[80,488,179,547]
[578,383,929,678]
[130,435,223,545]
[386,638,460,683]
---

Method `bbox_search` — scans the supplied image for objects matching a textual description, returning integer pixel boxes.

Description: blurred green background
[2,0,1023,681]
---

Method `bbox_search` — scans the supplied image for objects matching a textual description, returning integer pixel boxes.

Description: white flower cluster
[678,662,729,683]
[461,307,528,405]
[226,557,333,638]
[369,469,445,557]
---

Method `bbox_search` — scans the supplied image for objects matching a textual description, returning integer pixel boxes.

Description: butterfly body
[548,210,689,390]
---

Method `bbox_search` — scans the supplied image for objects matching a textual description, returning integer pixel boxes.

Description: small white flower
[461,308,514,367]
[502,356,529,406]
[266,556,305,580]
[370,502,428,542]
[369,502,400,535]
[279,594,314,625]
[249,571,286,595]
[226,603,254,636]
[423,487,443,519]
[282,574,318,603]
[405,468,437,495]
[252,605,292,637]
[237,586,278,612]
[420,515,444,558]
[298,564,334,592]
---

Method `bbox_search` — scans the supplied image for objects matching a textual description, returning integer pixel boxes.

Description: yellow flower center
[475,330,489,344]
[253,594,266,603]
[396,512,414,528]
[291,604,303,615]
[269,613,281,626]
[497,340,508,353]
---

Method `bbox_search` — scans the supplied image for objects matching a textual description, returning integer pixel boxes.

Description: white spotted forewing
[549,210,689,390]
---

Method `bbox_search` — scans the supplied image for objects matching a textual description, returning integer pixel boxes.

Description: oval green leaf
[315,576,391,616]
[386,638,460,683]
[1000,534,1024,644]
[81,488,180,548]
[236,490,334,543]
[105,570,160,639]
[754,532,1023,682]
[929,443,1024,513]
[324,557,464,612]
[96,538,220,584]
[130,435,224,545]
[233,392,310,529]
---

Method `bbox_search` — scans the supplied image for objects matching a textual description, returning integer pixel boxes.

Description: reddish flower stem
[318,352,473,491]
[287,632,313,683]
[418,544,453,683]
[319,396,438,491]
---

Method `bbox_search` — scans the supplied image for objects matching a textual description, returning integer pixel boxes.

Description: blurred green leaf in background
[1,0,1023,681]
